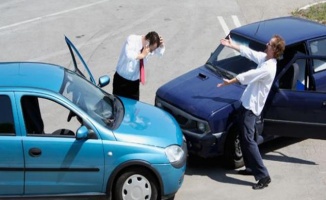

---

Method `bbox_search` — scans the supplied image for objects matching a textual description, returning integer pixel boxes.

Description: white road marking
[232,15,241,28]
[217,15,242,36]
[217,16,230,36]
[0,0,109,31]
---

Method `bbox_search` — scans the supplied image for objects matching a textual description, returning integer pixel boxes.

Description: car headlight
[197,122,206,132]
[196,121,210,133]
[165,145,186,168]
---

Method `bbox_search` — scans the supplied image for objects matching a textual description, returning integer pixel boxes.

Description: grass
[292,2,326,24]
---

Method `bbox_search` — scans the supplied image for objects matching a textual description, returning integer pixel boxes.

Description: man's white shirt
[236,45,277,116]
[116,35,165,81]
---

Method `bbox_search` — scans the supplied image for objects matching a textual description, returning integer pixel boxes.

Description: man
[217,35,285,189]
[112,31,165,101]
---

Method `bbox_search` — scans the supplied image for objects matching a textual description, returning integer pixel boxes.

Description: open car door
[263,55,326,140]
[65,36,96,85]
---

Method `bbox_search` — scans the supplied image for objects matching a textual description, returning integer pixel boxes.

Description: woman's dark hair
[145,31,160,47]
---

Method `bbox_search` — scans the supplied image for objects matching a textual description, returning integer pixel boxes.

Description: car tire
[223,127,244,169]
[113,168,159,200]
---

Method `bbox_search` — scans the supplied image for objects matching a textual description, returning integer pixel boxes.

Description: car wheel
[113,168,159,200]
[223,128,244,169]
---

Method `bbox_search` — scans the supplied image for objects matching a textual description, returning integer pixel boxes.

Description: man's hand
[159,36,164,48]
[217,78,238,87]
[220,35,233,47]
[217,78,230,87]
[220,35,240,51]
[141,46,150,58]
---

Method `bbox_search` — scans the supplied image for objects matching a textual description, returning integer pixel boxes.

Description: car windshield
[60,69,123,129]
[206,33,266,78]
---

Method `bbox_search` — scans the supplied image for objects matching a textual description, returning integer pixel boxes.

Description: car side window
[312,58,326,73]
[311,58,326,92]
[310,39,326,57]
[21,96,83,137]
[0,95,15,135]
[278,58,307,91]
[309,39,326,73]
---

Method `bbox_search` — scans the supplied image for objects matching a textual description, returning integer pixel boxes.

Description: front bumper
[155,97,224,158]
[153,163,186,198]
[184,130,224,158]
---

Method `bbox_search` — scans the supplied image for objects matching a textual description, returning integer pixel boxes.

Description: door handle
[29,148,42,157]
[323,101,326,106]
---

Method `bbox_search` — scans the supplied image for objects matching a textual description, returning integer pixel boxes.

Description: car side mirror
[98,75,110,88]
[76,126,88,140]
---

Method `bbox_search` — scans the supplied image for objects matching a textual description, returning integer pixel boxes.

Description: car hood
[156,65,244,119]
[113,97,183,148]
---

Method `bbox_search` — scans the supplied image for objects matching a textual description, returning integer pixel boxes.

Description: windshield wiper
[205,63,223,77]
[205,63,234,79]
[220,69,234,79]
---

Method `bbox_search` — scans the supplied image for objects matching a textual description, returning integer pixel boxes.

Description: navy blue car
[155,16,326,168]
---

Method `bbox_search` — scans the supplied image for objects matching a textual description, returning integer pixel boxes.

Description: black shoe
[238,169,253,175]
[252,176,271,190]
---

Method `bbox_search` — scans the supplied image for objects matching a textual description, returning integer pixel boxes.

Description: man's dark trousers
[112,72,140,101]
[238,106,269,181]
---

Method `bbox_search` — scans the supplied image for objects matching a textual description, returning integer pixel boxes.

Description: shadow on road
[259,137,317,165]
[185,137,317,186]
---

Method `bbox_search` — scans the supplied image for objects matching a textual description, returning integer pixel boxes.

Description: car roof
[0,62,65,92]
[231,16,326,46]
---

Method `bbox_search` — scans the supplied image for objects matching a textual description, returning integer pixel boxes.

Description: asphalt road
[1,0,326,200]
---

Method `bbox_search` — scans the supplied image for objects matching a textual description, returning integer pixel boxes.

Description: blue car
[0,37,186,200]
[155,16,326,169]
